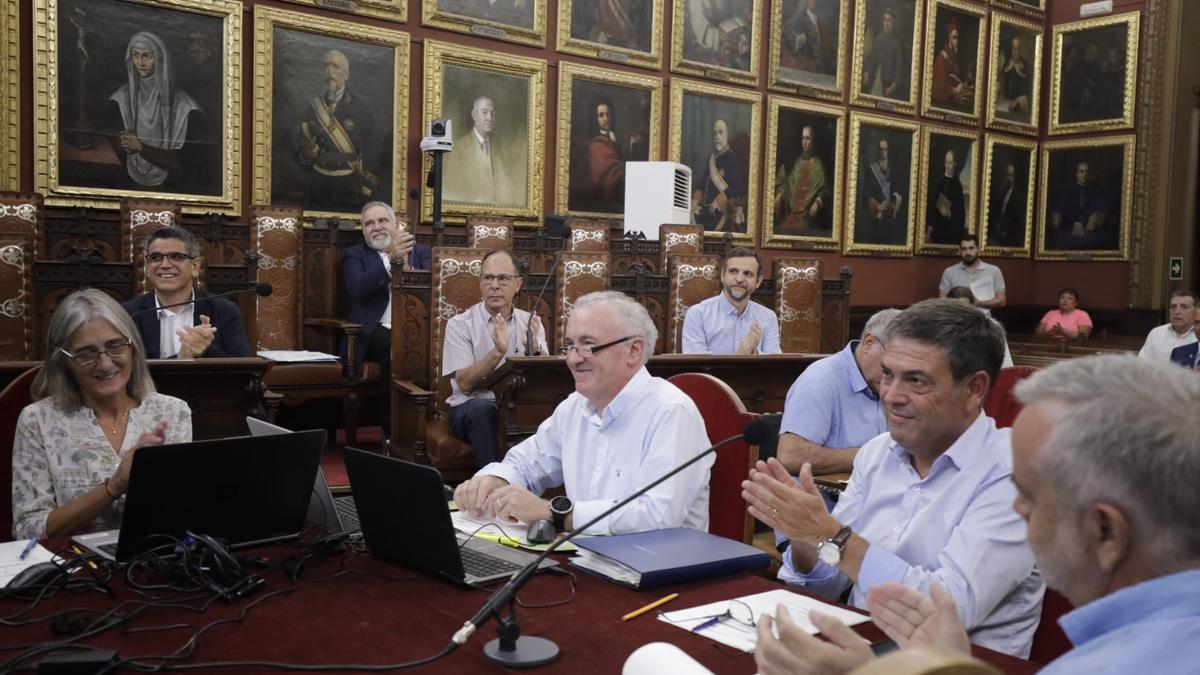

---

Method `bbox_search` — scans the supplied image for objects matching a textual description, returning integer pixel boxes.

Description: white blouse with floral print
[11,393,192,539]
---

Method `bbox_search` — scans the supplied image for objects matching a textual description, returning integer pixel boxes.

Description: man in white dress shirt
[681,247,781,355]
[1138,290,1198,362]
[454,291,713,536]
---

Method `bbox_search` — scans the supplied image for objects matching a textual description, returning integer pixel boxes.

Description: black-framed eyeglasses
[559,335,636,358]
[60,341,133,367]
[146,252,196,264]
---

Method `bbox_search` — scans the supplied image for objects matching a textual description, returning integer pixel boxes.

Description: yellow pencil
[70,545,99,570]
[621,592,679,621]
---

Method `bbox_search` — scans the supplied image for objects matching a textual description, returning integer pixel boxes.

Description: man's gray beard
[325,80,340,102]
[368,234,391,252]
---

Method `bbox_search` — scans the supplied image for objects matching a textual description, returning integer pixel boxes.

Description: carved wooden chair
[658,224,704,274]
[565,221,609,253]
[665,254,720,353]
[553,252,610,350]
[773,257,823,353]
[0,192,42,360]
[1,365,40,537]
[465,216,514,250]
[252,205,370,442]
[120,198,181,295]
[393,247,487,480]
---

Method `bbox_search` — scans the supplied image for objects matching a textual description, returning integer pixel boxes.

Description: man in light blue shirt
[752,355,1200,675]
[777,308,900,475]
[681,247,781,355]
[454,291,712,535]
[742,299,1043,658]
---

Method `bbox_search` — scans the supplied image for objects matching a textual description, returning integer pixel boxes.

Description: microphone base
[482,636,559,668]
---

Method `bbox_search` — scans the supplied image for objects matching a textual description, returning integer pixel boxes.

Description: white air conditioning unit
[623,161,692,240]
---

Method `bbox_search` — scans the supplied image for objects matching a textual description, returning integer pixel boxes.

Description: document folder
[571,528,771,590]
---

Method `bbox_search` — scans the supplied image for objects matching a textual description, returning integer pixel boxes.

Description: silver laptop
[245,417,359,535]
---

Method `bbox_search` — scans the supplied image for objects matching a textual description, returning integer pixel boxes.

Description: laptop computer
[72,430,325,562]
[342,447,557,586]
[245,417,359,534]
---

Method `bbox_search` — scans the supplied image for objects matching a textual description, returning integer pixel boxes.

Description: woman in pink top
[1036,287,1093,339]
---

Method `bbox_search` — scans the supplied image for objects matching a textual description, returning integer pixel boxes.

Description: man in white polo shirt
[1139,290,1198,362]
[938,234,1005,315]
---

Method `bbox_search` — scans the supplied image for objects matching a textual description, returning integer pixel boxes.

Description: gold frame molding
[670,0,763,87]
[1,0,18,190]
[844,111,920,256]
[421,40,546,225]
[1036,135,1135,261]
[985,12,1042,136]
[33,0,242,213]
[920,0,987,124]
[1049,11,1140,135]
[669,77,761,243]
[556,0,664,70]
[251,5,409,223]
[978,132,1036,258]
[554,61,663,220]
[766,0,849,102]
[762,94,845,251]
[423,0,547,48]
[915,123,979,255]
[278,0,407,23]
[990,0,1044,20]
[850,0,924,115]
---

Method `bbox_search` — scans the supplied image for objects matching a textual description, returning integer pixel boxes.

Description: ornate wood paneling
[666,254,720,353]
[774,257,823,354]
[251,204,303,350]
[120,198,180,296]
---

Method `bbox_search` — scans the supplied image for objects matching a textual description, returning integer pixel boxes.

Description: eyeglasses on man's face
[146,252,196,264]
[559,335,636,358]
[481,273,516,286]
[60,341,133,367]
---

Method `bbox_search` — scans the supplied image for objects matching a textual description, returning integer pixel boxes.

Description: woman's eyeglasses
[60,341,133,367]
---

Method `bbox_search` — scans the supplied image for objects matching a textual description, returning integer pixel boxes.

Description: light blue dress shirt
[681,293,781,354]
[779,413,1044,657]
[1041,569,1200,674]
[779,341,887,449]
[476,367,713,535]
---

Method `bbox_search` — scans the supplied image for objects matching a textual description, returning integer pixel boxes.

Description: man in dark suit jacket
[123,226,251,359]
[343,201,431,438]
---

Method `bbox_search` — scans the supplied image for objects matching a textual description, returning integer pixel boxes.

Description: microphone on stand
[446,414,780,667]
[524,252,563,357]
[129,283,273,319]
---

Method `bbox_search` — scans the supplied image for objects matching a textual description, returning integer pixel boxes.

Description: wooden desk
[0,539,1038,674]
[0,358,271,440]
[487,354,821,452]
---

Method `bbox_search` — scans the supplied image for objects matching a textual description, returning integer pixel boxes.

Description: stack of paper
[450,511,579,552]
[257,350,339,362]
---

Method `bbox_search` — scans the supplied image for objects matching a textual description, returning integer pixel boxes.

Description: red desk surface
[1,540,1038,674]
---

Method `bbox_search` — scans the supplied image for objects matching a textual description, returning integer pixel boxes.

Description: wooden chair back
[465,216,514,250]
[659,224,703,274]
[0,192,41,360]
[120,198,181,296]
[666,254,720,353]
[774,257,822,353]
[553,252,610,350]
[251,205,304,350]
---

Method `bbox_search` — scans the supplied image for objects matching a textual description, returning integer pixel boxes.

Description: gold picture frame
[33,0,242,213]
[554,61,662,220]
[844,111,919,256]
[1,0,18,190]
[991,0,1044,20]
[915,124,978,255]
[762,94,845,250]
[921,0,987,124]
[278,0,407,23]
[669,78,761,242]
[251,5,409,221]
[1036,135,1134,261]
[979,133,1036,258]
[985,12,1042,135]
[850,0,923,114]
[1049,12,1139,135]
[671,0,763,87]
[767,0,849,102]
[423,0,547,48]
[556,0,664,70]
[421,40,547,225]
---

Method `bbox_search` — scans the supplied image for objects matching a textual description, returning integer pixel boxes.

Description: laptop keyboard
[460,546,521,578]
[333,496,360,531]
[99,543,119,557]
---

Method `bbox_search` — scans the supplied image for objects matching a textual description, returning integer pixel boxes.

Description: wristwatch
[550,495,574,532]
[816,526,853,566]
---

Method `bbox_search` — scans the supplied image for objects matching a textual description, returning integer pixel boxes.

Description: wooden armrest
[304,319,362,336]
[393,379,434,399]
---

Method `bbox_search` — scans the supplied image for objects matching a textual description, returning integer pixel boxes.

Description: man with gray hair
[777,307,899,475]
[742,299,1044,657]
[454,290,713,536]
[753,355,1200,674]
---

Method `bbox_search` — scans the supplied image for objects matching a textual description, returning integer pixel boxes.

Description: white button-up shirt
[476,367,713,535]
[443,302,548,408]
[779,413,1044,658]
[156,291,194,358]
[1138,323,1197,362]
[681,293,782,354]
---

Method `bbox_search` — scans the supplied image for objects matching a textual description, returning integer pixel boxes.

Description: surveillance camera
[421,118,453,153]
[427,118,451,139]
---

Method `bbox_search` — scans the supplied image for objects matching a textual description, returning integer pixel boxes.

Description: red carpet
[322,426,385,487]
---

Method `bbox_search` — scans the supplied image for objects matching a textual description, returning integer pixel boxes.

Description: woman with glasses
[11,289,191,539]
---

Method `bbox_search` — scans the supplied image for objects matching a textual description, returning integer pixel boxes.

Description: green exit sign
[1169,257,1183,281]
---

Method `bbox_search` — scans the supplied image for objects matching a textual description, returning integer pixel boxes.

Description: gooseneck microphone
[129,284,273,319]
[448,415,778,666]
[524,253,563,357]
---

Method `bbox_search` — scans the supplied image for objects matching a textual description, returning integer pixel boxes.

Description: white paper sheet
[658,588,870,653]
[450,511,580,552]
[257,350,339,362]
[0,540,58,587]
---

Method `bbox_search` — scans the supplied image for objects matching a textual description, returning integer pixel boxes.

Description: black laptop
[342,447,557,586]
[73,430,325,562]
